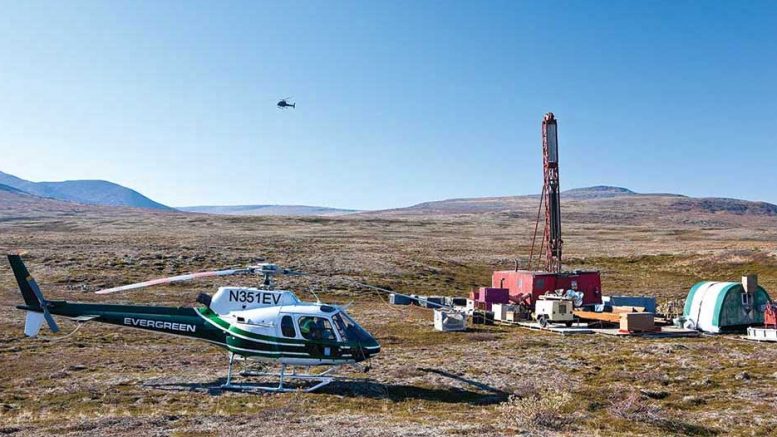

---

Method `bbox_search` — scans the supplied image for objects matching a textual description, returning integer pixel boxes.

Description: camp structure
[683,275,771,333]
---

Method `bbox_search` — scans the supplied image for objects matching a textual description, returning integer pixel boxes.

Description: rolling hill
[3,176,776,226]
[178,204,357,216]
[0,182,98,215]
[368,186,777,224]
[0,183,27,194]
[0,170,171,210]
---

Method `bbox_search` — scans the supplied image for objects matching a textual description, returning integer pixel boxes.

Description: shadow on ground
[320,379,508,405]
[144,367,509,405]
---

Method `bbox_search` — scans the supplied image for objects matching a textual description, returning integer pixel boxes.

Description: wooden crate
[619,312,655,332]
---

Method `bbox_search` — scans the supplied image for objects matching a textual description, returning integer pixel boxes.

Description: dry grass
[1,205,777,435]
[498,388,574,432]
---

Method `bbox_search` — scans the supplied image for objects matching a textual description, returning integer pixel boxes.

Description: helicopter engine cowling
[208,287,301,315]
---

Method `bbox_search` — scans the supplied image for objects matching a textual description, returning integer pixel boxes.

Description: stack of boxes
[492,303,525,322]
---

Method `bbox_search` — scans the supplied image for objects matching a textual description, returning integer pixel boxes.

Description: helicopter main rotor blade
[95,268,249,295]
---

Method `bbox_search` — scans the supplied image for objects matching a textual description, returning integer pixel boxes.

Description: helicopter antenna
[307,287,322,304]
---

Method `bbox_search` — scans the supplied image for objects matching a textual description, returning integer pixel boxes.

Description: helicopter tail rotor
[7,254,60,336]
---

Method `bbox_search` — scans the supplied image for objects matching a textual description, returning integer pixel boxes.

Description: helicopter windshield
[331,311,373,344]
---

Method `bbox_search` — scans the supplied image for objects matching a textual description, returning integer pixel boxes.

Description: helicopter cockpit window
[332,312,373,343]
[298,316,337,341]
[281,315,297,338]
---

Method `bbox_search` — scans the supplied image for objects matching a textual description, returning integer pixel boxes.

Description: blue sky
[1,1,775,209]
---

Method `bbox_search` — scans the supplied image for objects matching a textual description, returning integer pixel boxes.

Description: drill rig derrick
[491,112,602,310]
[542,112,563,273]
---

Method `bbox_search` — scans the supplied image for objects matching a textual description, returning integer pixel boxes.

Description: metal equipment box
[434,309,467,331]
[466,299,492,312]
[419,296,444,309]
[444,296,467,307]
[477,287,510,304]
[492,303,519,321]
[471,311,495,325]
[389,293,412,305]
[492,270,602,308]
[603,296,656,314]
[505,309,529,322]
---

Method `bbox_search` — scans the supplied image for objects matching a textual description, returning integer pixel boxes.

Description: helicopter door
[297,316,340,359]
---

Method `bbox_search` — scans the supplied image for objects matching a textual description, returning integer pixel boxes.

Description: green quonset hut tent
[683,281,771,333]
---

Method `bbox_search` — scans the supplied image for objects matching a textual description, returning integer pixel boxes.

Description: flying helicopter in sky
[8,254,380,392]
[277,98,295,109]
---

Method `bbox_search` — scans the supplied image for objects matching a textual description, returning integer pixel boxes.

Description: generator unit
[534,295,575,327]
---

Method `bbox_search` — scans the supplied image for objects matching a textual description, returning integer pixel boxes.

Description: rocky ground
[1,208,777,436]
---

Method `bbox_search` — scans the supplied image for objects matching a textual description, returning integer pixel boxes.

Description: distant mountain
[561,185,683,200]
[0,183,27,194]
[368,186,777,220]
[0,183,92,215]
[178,204,358,217]
[0,170,171,210]
[667,197,777,216]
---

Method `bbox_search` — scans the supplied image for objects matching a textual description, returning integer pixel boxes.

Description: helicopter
[277,98,295,109]
[8,254,380,392]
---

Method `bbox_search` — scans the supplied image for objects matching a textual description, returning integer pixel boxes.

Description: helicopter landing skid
[220,353,337,393]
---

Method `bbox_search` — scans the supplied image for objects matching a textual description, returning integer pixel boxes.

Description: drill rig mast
[542,113,562,273]
[492,112,602,308]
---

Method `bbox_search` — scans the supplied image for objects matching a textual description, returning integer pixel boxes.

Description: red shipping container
[477,287,510,304]
[492,270,603,307]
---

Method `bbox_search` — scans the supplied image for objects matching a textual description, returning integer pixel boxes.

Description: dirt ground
[1,209,777,436]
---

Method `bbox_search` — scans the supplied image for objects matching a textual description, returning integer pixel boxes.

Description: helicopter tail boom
[8,254,41,308]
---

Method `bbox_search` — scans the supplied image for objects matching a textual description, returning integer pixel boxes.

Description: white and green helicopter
[8,254,381,392]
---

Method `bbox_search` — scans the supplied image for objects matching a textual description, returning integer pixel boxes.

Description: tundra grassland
[1,207,777,436]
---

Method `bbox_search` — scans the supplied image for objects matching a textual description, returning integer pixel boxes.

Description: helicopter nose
[355,338,381,361]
